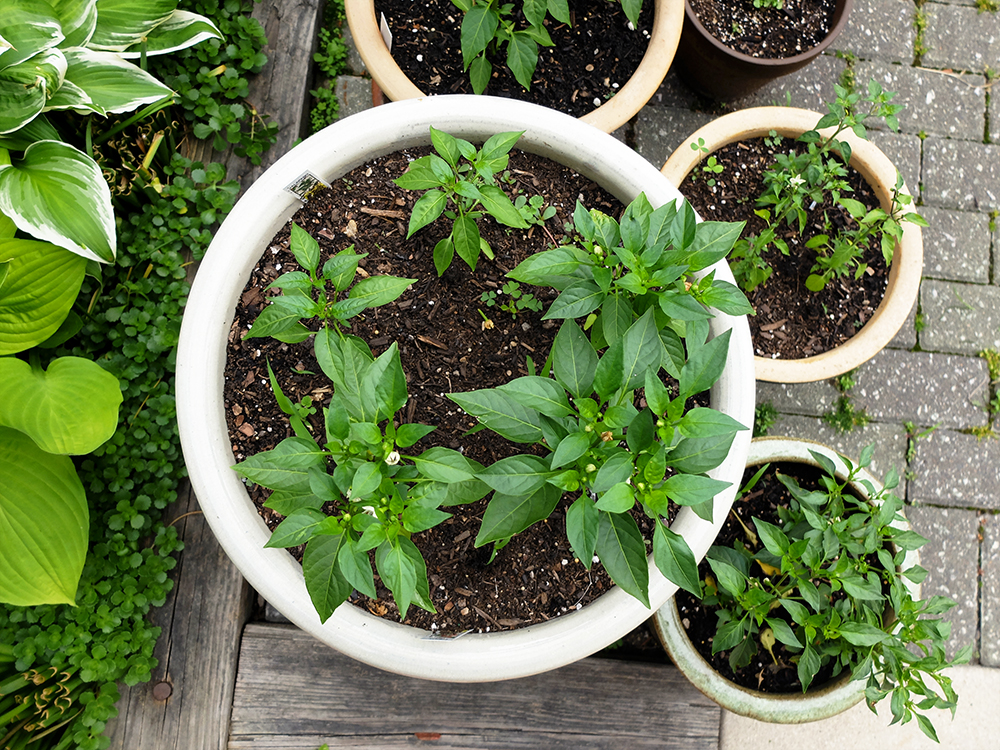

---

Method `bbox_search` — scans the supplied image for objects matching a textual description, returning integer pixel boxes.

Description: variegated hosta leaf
[0,0,65,71]
[0,239,87,355]
[87,0,177,53]
[53,0,98,48]
[0,426,89,607]
[119,10,221,57]
[0,115,62,151]
[0,141,115,263]
[44,78,98,115]
[57,48,171,115]
[0,48,67,133]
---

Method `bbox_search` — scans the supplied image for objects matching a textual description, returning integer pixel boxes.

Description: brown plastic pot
[661,106,923,384]
[674,0,854,101]
[344,0,683,133]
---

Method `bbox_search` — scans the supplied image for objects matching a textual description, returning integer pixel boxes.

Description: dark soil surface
[689,0,837,59]
[224,145,643,634]
[674,461,843,693]
[679,136,888,360]
[377,0,654,118]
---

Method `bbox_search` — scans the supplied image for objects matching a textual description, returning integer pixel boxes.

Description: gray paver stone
[983,515,1000,666]
[920,279,1000,355]
[919,206,992,283]
[342,23,368,77]
[865,129,922,203]
[995,217,1000,286]
[852,348,989,427]
[836,0,916,64]
[904,506,981,661]
[991,84,1000,144]
[923,138,1000,211]
[924,4,1000,74]
[729,54,846,111]
[756,380,839,416]
[763,415,907,478]
[336,75,373,120]
[651,70,702,110]
[854,62,985,140]
[910,429,1000,509]
[887,297,917,350]
[634,107,715,175]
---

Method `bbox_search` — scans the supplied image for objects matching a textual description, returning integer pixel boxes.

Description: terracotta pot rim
[343,0,684,133]
[653,436,920,723]
[660,106,923,384]
[682,0,855,67]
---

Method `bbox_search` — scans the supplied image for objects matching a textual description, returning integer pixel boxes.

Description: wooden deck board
[229,623,721,750]
[104,0,323,746]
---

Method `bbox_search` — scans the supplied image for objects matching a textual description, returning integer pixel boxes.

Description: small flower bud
[585,463,597,473]
[584,424,593,432]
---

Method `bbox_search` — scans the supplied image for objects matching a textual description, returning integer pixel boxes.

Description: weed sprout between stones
[726,80,928,293]
[701,446,971,742]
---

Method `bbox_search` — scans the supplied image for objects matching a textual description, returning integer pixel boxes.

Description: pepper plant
[727,80,928,293]
[233,338,489,621]
[450,0,643,94]
[394,127,528,275]
[450,194,753,605]
[701,446,972,742]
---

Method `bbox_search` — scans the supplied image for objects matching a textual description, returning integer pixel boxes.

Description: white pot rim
[661,107,923,384]
[653,436,919,721]
[177,95,754,682]
[343,0,684,133]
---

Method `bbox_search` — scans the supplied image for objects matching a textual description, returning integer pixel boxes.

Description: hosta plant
[700,445,972,742]
[0,0,219,607]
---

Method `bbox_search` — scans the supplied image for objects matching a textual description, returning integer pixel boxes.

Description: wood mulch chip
[689,0,837,59]
[679,136,889,360]
[376,0,654,118]
[224,145,650,635]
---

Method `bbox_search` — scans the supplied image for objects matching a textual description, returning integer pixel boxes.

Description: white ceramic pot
[653,436,920,722]
[661,107,923,384]
[177,95,755,682]
[344,0,684,134]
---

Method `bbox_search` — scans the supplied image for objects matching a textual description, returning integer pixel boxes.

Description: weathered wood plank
[104,0,323,746]
[229,623,721,750]
[104,482,254,750]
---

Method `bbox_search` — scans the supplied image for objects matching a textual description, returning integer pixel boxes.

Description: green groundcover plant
[700,445,972,742]
[241,129,752,619]
[725,80,928,294]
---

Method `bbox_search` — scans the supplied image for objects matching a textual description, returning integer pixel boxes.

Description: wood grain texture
[104,483,254,750]
[229,623,721,750]
[104,0,323,745]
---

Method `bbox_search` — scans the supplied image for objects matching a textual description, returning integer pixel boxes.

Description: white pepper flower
[385,450,400,466]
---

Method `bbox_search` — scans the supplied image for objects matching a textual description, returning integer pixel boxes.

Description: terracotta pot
[652,436,920,723]
[176,95,755,682]
[661,106,923,383]
[674,0,854,100]
[343,0,684,133]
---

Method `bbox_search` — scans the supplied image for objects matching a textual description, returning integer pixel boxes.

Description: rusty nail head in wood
[152,681,173,701]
